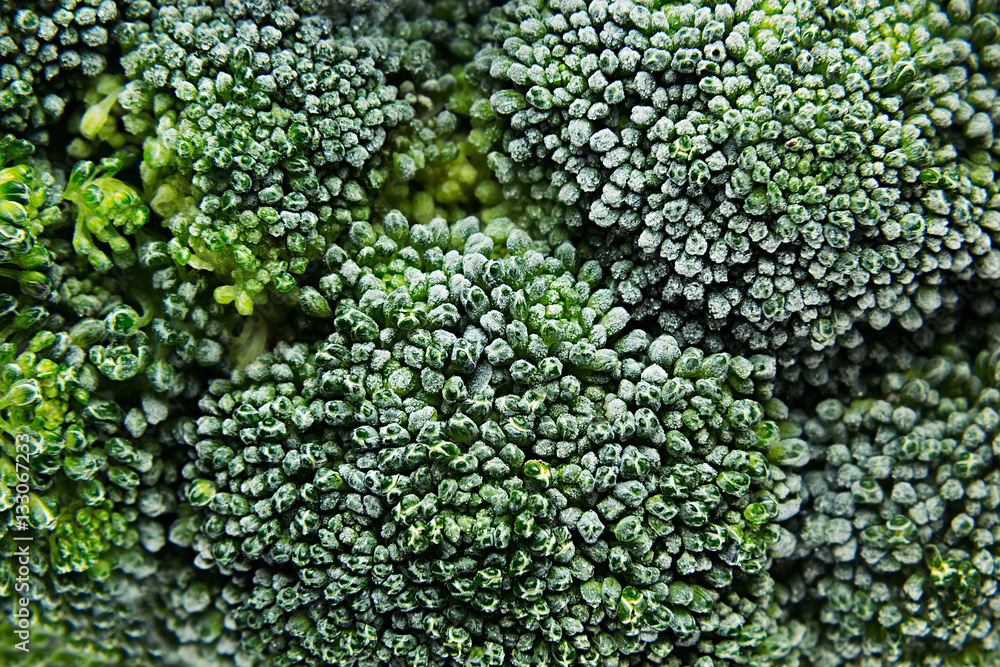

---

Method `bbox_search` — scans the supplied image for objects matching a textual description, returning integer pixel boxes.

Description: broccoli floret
[112,0,496,314]
[480,0,1000,389]
[0,134,65,301]
[181,209,805,666]
[380,72,518,229]
[0,127,255,665]
[0,613,122,665]
[0,298,184,663]
[63,157,149,272]
[782,322,1000,664]
[1,519,252,665]
[136,544,253,667]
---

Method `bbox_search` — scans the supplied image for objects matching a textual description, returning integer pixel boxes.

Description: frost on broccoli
[781,322,1000,665]
[4,1,1000,666]
[480,0,1000,390]
[182,210,809,667]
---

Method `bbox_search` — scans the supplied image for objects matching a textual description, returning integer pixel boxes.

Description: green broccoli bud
[481,0,1000,395]
[63,159,148,273]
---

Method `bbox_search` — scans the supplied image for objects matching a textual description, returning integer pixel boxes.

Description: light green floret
[784,323,1000,665]
[0,258,247,665]
[184,209,807,667]
[0,129,249,663]
[0,612,121,666]
[0,134,65,301]
[380,67,516,229]
[63,157,149,273]
[0,305,163,667]
[0,291,239,665]
[0,297,166,582]
[0,314,76,537]
[1,96,153,284]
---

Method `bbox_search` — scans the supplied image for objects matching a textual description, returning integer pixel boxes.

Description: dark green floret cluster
[2,0,1000,666]
[185,211,806,666]
[778,323,1000,665]
[0,0,122,141]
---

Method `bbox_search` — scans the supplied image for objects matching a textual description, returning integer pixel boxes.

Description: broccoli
[0,129,248,664]
[0,0,121,142]
[776,322,1000,665]
[111,0,497,314]
[479,0,1000,391]
[183,209,808,666]
[1,1,1000,666]
[0,134,61,300]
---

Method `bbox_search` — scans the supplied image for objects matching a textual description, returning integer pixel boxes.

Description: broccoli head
[480,0,1000,390]
[183,210,809,666]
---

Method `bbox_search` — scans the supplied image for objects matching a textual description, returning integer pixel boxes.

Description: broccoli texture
[779,323,1000,665]
[0,134,62,300]
[2,0,1000,666]
[114,0,496,314]
[0,0,121,141]
[0,128,246,664]
[480,0,1000,389]
[185,210,804,666]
